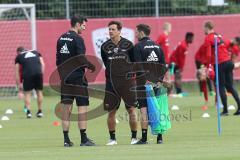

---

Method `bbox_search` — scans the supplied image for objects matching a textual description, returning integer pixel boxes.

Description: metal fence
[1,0,240,19]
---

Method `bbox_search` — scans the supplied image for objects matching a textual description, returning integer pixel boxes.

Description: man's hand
[162,80,173,90]
[87,62,96,72]
[16,83,23,92]
[234,61,240,69]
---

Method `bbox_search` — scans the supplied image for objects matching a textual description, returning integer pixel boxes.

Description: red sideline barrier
[1,14,240,86]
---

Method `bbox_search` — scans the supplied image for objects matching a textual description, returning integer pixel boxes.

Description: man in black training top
[56,15,96,147]
[101,21,138,145]
[15,47,45,119]
[134,24,166,144]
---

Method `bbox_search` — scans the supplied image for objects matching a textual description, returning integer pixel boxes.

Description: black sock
[63,131,70,143]
[109,130,116,140]
[176,87,182,94]
[131,130,137,139]
[157,134,162,141]
[37,109,42,113]
[142,129,147,142]
[80,129,87,143]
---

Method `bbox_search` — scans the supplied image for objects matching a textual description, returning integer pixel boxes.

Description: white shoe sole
[131,139,138,145]
[36,113,43,118]
[106,141,117,146]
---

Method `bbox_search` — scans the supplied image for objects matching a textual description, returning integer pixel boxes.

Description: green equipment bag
[146,84,171,135]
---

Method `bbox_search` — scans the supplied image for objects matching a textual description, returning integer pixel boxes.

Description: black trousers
[216,60,240,112]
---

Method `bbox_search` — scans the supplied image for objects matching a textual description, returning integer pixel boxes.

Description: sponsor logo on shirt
[144,45,160,49]
[147,51,158,62]
[108,55,126,60]
[107,49,127,54]
[60,37,73,41]
[60,43,70,54]
[24,52,36,58]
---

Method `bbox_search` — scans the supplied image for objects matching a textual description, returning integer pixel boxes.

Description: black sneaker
[36,110,43,118]
[135,139,148,145]
[233,110,240,116]
[64,141,74,147]
[220,111,229,116]
[157,139,163,144]
[80,138,96,146]
[157,134,163,144]
[26,110,32,119]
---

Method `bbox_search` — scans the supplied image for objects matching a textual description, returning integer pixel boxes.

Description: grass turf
[0,94,239,160]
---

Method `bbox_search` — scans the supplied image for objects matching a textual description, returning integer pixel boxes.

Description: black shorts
[60,77,89,106]
[23,74,43,91]
[104,78,137,111]
[137,86,160,109]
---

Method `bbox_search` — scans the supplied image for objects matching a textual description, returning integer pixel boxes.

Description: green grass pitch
[0,94,239,160]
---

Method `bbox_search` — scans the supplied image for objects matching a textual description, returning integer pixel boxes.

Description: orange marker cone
[201,105,208,111]
[53,121,60,126]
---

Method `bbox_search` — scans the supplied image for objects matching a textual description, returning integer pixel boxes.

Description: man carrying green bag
[134,24,170,144]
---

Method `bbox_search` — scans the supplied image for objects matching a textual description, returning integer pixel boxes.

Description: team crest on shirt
[113,48,119,53]
[92,27,134,62]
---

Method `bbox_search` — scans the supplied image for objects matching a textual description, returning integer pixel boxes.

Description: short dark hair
[136,24,151,36]
[108,21,122,30]
[71,15,87,27]
[16,46,25,52]
[185,32,194,41]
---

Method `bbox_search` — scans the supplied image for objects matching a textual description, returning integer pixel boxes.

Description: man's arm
[100,45,107,67]
[156,35,164,46]
[177,44,187,71]
[15,63,20,88]
[230,45,239,63]
[76,37,95,72]
[232,54,238,63]
[203,36,212,65]
[133,45,142,62]
[40,57,45,73]
[133,44,144,73]
[128,45,135,62]
[158,47,166,65]
[14,55,21,89]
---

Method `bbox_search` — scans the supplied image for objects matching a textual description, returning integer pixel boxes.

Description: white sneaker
[106,139,117,146]
[36,112,43,118]
[130,138,138,145]
[26,113,32,119]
